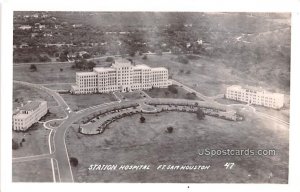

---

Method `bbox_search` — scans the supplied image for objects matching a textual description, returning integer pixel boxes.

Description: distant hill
[13,11,290,92]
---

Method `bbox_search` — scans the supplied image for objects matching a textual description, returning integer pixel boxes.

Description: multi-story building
[13,101,48,131]
[71,60,171,94]
[225,85,284,109]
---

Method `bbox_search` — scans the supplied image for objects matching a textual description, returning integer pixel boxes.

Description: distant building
[19,43,29,48]
[71,60,171,94]
[13,101,48,131]
[39,25,46,29]
[18,25,32,30]
[72,24,82,28]
[225,85,284,109]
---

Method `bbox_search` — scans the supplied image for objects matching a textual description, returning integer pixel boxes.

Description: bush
[29,64,37,72]
[196,107,205,120]
[142,55,147,60]
[140,116,146,123]
[166,126,173,133]
[106,57,114,63]
[12,139,19,150]
[185,92,197,100]
[129,52,136,57]
[70,157,79,167]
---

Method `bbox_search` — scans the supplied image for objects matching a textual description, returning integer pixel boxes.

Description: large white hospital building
[13,101,48,131]
[226,85,284,109]
[71,60,171,94]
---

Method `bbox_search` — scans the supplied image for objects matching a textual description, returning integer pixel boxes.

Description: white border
[1,0,300,192]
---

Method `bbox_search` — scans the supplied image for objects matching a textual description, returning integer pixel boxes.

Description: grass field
[12,123,50,158]
[66,111,288,183]
[13,63,76,84]
[43,83,73,91]
[145,85,201,100]
[12,159,53,182]
[134,54,289,96]
[61,93,117,111]
[13,83,57,109]
[117,91,145,101]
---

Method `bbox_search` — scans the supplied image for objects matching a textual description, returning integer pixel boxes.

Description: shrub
[70,157,79,167]
[166,126,173,133]
[29,64,37,72]
[12,139,19,150]
[196,107,205,120]
[140,116,146,123]
[106,57,114,63]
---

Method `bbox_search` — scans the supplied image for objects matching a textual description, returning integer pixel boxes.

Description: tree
[185,92,196,100]
[129,51,136,57]
[166,126,173,133]
[29,64,37,72]
[196,107,205,120]
[140,116,145,123]
[70,157,79,167]
[12,139,19,150]
[106,57,114,63]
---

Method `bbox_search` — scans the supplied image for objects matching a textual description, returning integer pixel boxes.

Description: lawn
[13,63,76,84]
[61,93,118,111]
[13,83,57,109]
[43,83,73,91]
[145,85,201,100]
[66,111,288,183]
[133,54,289,96]
[117,91,145,101]
[12,159,53,182]
[12,123,50,158]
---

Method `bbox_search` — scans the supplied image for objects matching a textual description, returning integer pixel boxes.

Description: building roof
[112,59,132,68]
[20,101,41,111]
[76,71,97,76]
[244,85,265,92]
[228,85,242,89]
[93,67,116,73]
[134,64,151,70]
[152,67,168,71]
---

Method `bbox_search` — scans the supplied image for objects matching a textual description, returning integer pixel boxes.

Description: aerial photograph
[12,12,290,183]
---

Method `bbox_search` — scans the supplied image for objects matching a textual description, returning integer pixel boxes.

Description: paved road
[12,154,53,163]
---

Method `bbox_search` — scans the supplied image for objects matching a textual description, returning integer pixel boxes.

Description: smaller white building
[18,25,32,30]
[226,85,284,109]
[13,101,48,131]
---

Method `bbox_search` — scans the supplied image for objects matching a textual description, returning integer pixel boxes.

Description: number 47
[224,162,235,169]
